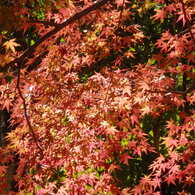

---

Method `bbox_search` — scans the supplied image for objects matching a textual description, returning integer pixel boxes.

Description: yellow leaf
[3,38,20,53]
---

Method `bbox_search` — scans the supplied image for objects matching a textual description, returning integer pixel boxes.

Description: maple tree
[0,0,194,194]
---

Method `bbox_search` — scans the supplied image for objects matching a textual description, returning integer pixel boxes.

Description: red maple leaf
[120,153,133,165]
[165,175,176,185]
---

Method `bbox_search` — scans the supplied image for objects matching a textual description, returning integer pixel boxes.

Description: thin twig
[16,64,42,152]
[179,0,195,48]
[147,83,195,95]
[116,0,125,50]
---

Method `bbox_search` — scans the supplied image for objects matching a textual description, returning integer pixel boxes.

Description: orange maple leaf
[130,115,139,125]
[153,9,166,23]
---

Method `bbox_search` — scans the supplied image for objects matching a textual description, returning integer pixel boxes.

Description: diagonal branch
[1,0,110,72]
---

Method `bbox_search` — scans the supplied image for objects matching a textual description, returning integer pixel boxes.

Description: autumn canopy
[0,0,194,194]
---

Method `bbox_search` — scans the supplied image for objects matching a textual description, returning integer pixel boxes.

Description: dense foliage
[0,0,194,194]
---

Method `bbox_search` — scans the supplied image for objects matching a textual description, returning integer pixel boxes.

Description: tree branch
[1,0,110,72]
